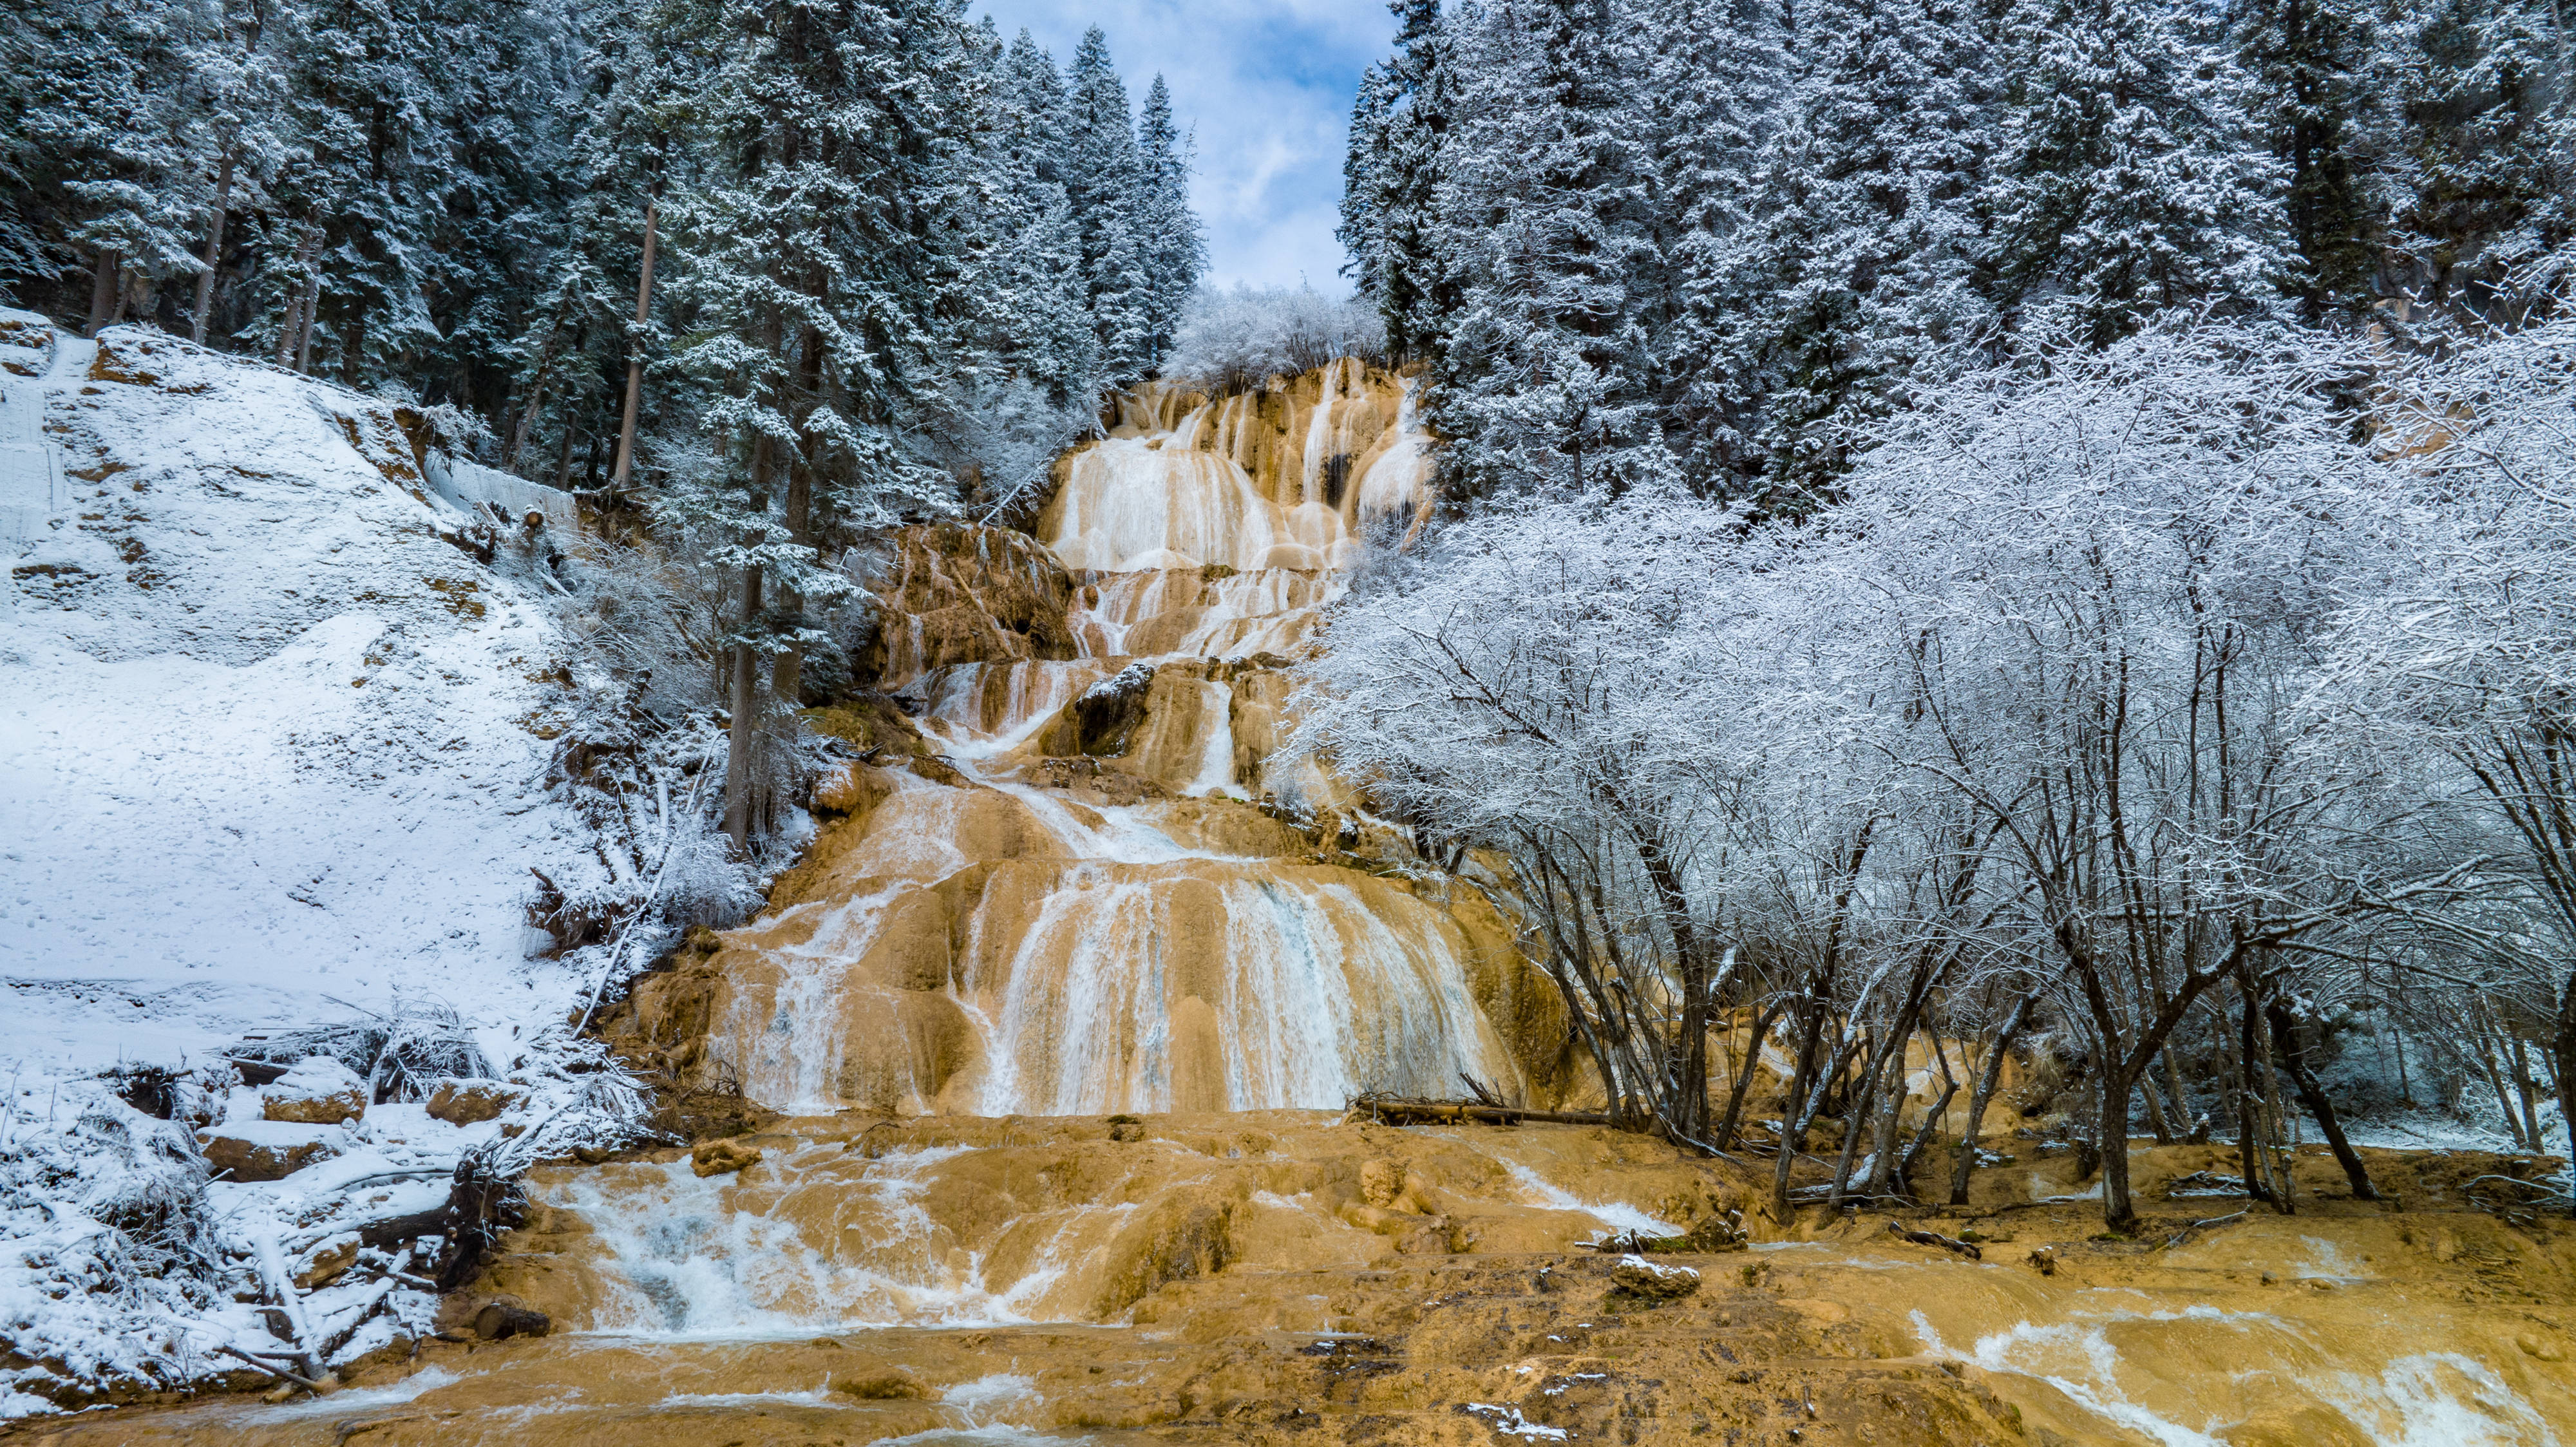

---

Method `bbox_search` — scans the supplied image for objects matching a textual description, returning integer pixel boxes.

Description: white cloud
[969,0,1390,294]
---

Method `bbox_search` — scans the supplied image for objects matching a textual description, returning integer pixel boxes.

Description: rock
[260,1057,367,1125]
[691,1137,762,1177]
[2027,1247,2058,1278]
[294,1233,362,1290]
[197,1121,342,1182]
[2519,1332,2566,1362]
[838,1370,928,1400]
[1611,1254,1702,1300]
[471,1296,551,1340]
[427,1077,526,1126]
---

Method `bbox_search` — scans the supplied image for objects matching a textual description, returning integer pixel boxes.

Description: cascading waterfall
[706,362,1492,1120]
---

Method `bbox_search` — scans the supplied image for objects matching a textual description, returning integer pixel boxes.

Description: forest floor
[21,1118,2573,1446]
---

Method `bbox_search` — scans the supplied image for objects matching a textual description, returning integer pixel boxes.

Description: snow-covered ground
[0,317,636,1414]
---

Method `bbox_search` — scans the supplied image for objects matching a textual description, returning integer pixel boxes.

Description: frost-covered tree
[1065,27,1153,384]
[1985,0,2289,343]
[1132,75,1204,370]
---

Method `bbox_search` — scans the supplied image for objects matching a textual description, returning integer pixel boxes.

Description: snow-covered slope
[2,319,596,1069]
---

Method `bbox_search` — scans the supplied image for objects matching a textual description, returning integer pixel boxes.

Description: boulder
[691,1137,762,1177]
[471,1296,551,1340]
[1610,1254,1702,1300]
[198,1121,342,1182]
[261,1057,368,1125]
[427,1077,526,1126]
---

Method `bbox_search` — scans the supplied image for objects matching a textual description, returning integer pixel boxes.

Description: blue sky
[969,0,1393,294]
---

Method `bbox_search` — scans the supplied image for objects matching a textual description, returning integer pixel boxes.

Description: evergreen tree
[1986,0,2289,343]
[2236,0,2384,315]
[2374,0,2574,313]
[666,0,980,845]
[1065,27,1152,385]
[1339,0,1454,359]
[1132,74,1204,370]
[981,30,1099,408]
[1748,0,1995,488]
[0,0,225,325]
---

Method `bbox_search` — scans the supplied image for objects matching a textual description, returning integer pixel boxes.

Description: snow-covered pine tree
[1065,28,1154,386]
[265,0,448,383]
[1985,0,2289,343]
[1339,0,1454,360]
[2235,0,2384,316]
[985,30,1101,409]
[665,0,976,847]
[1132,75,1205,372]
[1627,0,1785,492]
[1745,0,1995,490]
[2372,0,2573,314]
[415,0,578,421]
[1424,0,1672,506]
[0,0,225,326]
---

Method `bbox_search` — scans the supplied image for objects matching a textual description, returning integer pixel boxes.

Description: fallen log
[1885,1218,1982,1260]
[1348,1094,1616,1128]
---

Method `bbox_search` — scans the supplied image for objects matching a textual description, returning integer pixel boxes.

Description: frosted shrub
[1161,284,1388,393]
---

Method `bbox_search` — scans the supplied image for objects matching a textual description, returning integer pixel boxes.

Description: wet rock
[427,1077,526,1126]
[839,1370,929,1400]
[197,1121,341,1182]
[2519,1332,2566,1361]
[1055,661,1157,757]
[259,1057,367,1125]
[1611,1254,1701,1300]
[471,1296,551,1340]
[692,1137,762,1177]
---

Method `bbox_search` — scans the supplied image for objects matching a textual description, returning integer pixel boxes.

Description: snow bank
[0,321,644,1412]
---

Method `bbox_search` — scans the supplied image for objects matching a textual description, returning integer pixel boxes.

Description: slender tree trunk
[2509,1035,2547,1149]
[609,194,658,494]
[2553,975,2576,1216]
[2100,1062,2139,1232]
[294,261,321,374]
[191,149,235,344]
[343,306,368,387]
[1716,996,1788,1151]
[1951,994,2036,1206]
[723,558,764,852]
[87,251,122,337]
[2237,981,2277,1202]
[773,318,821,711]
[1772,996,1825,1221]
[2266,998,2378,1200]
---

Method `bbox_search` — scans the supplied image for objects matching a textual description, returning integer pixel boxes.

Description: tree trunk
[2099,1063,2139,1233]
[2553,973,2576,1216]
[773,318,822,712]
[1951,993,2036,1206]
[2264,998,2379,1200]
[86,250,122,337]
[1716,996,1788,1151]
[1771,996,1826,1221]
[723,558,764,853]
[294,261,321,374]
[609,194,658,493]
[191,148,235,344]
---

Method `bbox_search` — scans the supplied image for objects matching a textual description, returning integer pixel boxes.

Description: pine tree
[1748,0,1995,489]
[2236,0,2383,315]
[2374,0,2573,313]
[1986,0,2289,344]
[0,0,225,325]
[1132,75,1205,372]
[1340,0,1454,359]
[667,0,978,846]
[1065,27,1152,384]
[1425,0,1669,505]
[982,30,1099,407]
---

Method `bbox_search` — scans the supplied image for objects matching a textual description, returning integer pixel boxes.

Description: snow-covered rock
[259,1057,367,1125]
[194,1118,343,1182]
[1609,1253,1701,1299]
